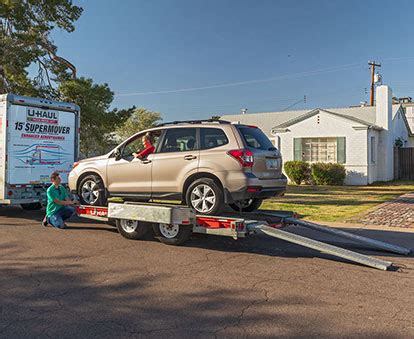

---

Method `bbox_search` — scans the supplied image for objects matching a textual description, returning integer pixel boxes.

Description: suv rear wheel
[229,198,263,212]
[186,178,223,215]
[78,174,107,206]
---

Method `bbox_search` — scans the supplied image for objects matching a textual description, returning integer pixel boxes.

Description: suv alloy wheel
[185,178,223,215]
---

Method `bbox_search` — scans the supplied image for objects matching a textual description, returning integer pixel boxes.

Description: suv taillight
[72,162,79,169]
[228,149,254,168]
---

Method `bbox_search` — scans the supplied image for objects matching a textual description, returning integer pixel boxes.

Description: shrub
[284,161,310,185]
[311,163,346,185]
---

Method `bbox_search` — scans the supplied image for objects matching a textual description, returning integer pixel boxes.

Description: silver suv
[68,120,287,215]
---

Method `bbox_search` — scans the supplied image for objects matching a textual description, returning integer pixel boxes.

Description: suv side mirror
[114,148,122,161]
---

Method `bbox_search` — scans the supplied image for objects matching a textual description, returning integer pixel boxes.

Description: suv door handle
[184,155,197,160]
[141,159,152,164]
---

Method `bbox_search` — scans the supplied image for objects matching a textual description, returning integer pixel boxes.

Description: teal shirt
[46,184,68,217]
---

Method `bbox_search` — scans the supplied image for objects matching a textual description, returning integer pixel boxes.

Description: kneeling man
[44,171,78,229]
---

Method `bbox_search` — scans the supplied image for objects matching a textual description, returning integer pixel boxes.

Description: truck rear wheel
[116,219,150,240]
[153,223,192,246]
[21,202,42,210]
[78,174,107,206]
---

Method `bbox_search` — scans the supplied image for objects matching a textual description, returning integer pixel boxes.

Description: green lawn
[262,181,414,222]
[108,181,414,223]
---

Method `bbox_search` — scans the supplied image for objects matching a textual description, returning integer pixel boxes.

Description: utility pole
[368,61,381,106]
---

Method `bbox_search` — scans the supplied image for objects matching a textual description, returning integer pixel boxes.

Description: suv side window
[200,128,229,150]
[160,128,197,153]
[121,130,162,158]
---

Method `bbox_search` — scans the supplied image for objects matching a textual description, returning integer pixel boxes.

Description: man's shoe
[42,218,48,227]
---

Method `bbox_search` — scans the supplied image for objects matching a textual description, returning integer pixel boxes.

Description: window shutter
[294,138,302,160]
[337,137,346,164]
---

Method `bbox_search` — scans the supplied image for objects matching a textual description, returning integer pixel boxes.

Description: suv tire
[186,178,223,215]
[153,223,192,246]
[78,174,107,206]
[229,198,263,212]
[116,219,150,240]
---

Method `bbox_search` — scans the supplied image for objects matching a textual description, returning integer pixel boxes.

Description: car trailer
[75,202,411,271]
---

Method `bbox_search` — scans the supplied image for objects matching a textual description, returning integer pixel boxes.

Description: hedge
[284,161,310,185]
[311,162,346,185]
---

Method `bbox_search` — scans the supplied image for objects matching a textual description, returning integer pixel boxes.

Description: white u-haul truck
[0,94,80,210]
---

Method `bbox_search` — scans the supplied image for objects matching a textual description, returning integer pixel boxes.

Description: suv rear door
[236,126,283,179]
[151,127,199,199]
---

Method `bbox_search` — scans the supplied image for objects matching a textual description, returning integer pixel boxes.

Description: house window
[370,136,376,164]
[294,137,346,163]
[302,138,337,162]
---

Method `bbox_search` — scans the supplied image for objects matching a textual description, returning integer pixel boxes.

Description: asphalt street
[1,206,413,338]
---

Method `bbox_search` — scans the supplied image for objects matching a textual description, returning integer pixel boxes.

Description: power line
[115,62,363,97]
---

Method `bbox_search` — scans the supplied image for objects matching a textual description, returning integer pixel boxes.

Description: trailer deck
[75,202,411,271]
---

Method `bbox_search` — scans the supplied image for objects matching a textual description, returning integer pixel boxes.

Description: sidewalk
[347,192,414,228]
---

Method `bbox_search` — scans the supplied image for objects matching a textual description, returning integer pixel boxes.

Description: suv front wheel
[186,178,223,215]
[78,174,107,206]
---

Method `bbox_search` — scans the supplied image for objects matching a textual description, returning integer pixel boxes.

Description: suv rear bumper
[225,175,287,203]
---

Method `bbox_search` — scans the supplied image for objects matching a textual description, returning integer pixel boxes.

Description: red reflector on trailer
[247,186,260,193]
[8,191,13,196]
[181,220,190,225]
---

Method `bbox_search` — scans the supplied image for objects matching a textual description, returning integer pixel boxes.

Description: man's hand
[133,152,142,159]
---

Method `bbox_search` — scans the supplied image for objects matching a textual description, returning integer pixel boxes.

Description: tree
[0,0,82,96]
[59,77,115,157]
[115,108,162,141]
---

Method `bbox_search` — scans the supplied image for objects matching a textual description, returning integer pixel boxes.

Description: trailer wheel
[21,202,42,210]
[116,219,150,240]
[229,198,263,212]
[153,223,192,246]
[78,174,107,206]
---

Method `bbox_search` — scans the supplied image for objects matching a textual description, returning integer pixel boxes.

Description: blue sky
[52,0,414,121]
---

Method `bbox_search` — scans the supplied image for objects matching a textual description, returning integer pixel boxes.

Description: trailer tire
[229,198,263,212]
[78,174,107,206]
[153,223,192,246]
[21,202,42,210]
[116,219,150,240]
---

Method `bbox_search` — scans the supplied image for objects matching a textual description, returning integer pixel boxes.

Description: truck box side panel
[0,101,6,200]
[6,104,77,185]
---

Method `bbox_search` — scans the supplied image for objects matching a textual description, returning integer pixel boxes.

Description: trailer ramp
[247,222,394,271]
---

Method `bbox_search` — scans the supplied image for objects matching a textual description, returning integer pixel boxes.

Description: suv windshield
[238,126,274,151]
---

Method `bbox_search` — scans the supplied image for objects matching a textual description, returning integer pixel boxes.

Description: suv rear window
[201,128,229,150]
[238,126,274,151]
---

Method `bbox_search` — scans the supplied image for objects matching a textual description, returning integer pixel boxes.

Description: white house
[221,85,414,185]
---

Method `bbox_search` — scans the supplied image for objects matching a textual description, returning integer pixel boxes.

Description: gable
[271,108,381,134]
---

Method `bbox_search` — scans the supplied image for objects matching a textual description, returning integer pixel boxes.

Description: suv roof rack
[156,119,231,127]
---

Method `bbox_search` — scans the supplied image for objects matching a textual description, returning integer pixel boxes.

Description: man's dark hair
[50,171,60,181]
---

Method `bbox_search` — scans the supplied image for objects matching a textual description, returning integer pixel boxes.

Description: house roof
[220,105,402,136]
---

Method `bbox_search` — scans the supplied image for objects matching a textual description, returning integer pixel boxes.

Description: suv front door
[106,131,160,198]
[151,127,199,199]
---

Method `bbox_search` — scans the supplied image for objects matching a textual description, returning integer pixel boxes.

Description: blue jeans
[47,206,75,229]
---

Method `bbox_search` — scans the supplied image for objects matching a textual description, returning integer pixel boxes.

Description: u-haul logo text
[27,108,59,125]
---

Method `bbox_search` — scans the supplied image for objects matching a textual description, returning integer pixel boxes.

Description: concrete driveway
[1,206,413,338]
